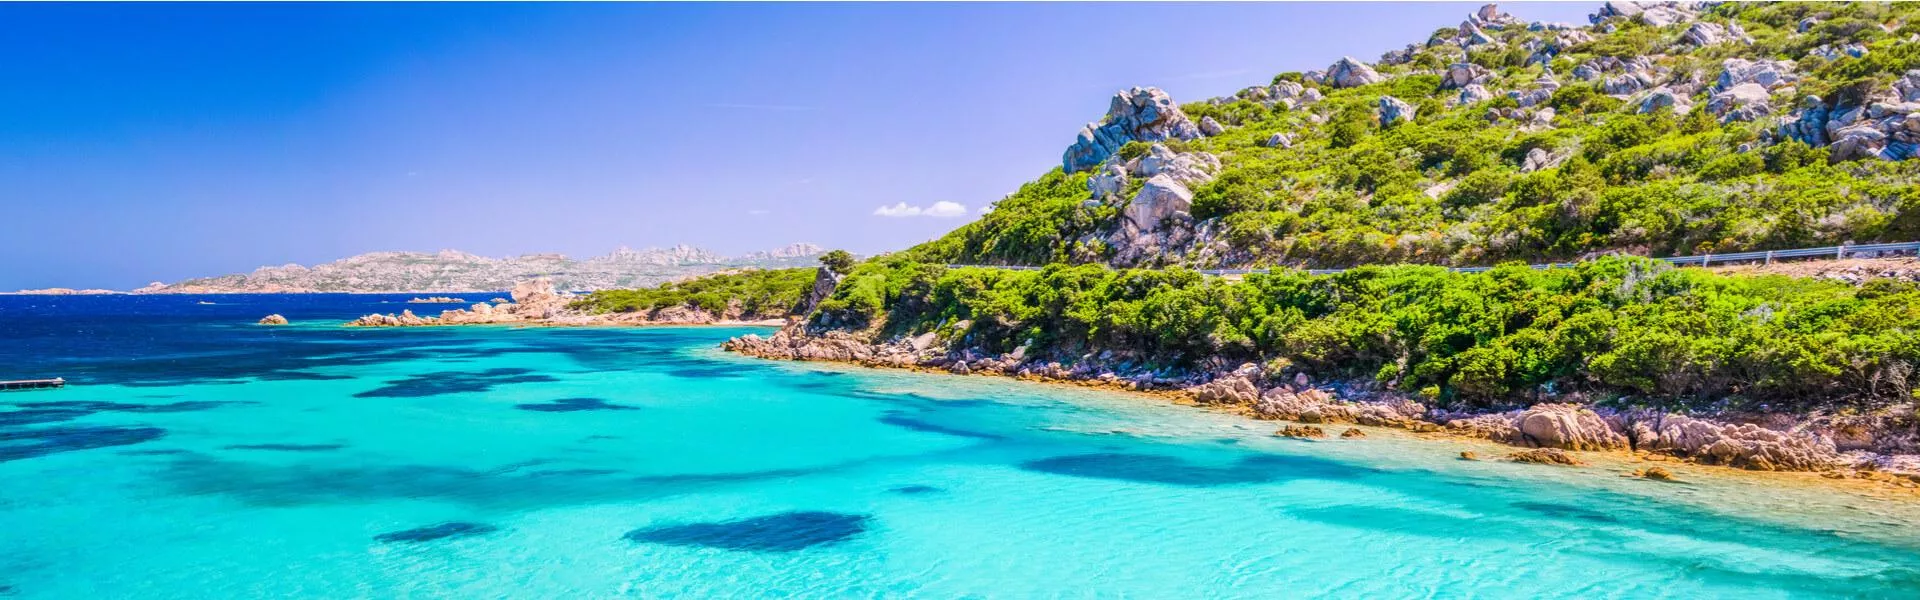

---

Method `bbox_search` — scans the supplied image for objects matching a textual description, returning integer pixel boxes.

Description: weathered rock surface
[1378,95,1416,125]
[1508,448,1586,466]
[1616,412,1841,471]
[1198,116,1226,137]
[257,314,288,326]
[1063,87,1202,173]
[1457,84,1495,105]
[1277,425,1327,439]
[1707,82,1772,122]
[1324,56,1384,88]
[1190,375,1259,405]
[1441,62,1493,90]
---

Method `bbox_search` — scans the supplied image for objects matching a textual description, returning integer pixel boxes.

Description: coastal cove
[5,294,1920,597]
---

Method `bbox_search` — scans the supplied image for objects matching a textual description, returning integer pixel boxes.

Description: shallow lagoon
[3,295,1919,598]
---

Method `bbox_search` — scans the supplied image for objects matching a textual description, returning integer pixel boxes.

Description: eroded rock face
[1457,84,1495,105]
[1715,58,1796,93]
[799,267,843,315]
[1638,87,1692,114]
[1198,116,1226,137]
[1508,448,1586,466]
[510,277,566,319]
[1325,56,1384,88]
[1441,63,1493,90]
[1062,87,1202,173]
[1124,174,1196,232]
[1617,412,1841,471]
[348,309,439,327]
[1591,1,1700,28]
[1707,82,1772,122]
[1378,95,1416,125]
[1190,375,1259,405]
[1515,404,1629,451]
[1680,21,1748,48]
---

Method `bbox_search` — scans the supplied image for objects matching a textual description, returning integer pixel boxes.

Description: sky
[0,2,1599,290]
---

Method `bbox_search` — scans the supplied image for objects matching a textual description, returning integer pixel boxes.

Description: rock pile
[1063,87,1202,173]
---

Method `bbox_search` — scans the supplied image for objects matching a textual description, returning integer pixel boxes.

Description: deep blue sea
[3,294,1920,598]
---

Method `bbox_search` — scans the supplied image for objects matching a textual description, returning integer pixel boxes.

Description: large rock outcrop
[1616,412,1841,471]
[1324,56,1384,88]
[1062,87,1202,173]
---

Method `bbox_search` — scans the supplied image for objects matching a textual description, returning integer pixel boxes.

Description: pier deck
[1,378,66,391]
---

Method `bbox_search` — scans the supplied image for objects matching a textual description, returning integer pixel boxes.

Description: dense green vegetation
[815,256,1920,414]
[571,267,816,318]
[916,2,1920,269]
[757,3,1920,417]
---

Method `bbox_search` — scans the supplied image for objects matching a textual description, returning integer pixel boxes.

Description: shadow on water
[0,425,166,462]
[1019,452,1370,487]
[623,511,869,553]
[877,412,1005,441]
[353,368,558,398]
[888,485,943,495]
[513,397,638,413]
[223,443,347,452]
[374,522,498,544]
[0,400,252,427]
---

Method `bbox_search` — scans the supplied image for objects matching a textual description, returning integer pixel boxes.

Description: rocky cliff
[137,243,826,294]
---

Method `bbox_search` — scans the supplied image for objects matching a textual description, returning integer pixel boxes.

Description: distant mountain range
[130,243,828,294]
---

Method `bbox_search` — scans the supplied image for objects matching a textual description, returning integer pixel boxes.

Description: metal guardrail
[946,241,1920,277]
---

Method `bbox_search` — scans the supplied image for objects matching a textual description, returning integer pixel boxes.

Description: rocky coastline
[345,278,786,328]
[724,323,1920,490]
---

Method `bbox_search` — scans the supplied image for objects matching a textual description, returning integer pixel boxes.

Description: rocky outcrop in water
[257,314,288,325]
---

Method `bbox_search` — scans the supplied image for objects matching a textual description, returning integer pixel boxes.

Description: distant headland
[7,243,825,295]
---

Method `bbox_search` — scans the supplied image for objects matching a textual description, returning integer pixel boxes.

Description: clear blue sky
[0,2,1597,290]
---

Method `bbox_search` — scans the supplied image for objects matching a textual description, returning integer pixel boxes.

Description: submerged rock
[1277,425,1327,439]
[1507,448,1586,466]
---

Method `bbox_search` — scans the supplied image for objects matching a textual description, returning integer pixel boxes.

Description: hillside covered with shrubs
[780,2,1920,416]
[915,1,1920,270]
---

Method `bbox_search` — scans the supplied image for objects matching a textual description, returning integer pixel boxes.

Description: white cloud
[978,205,992,215]
[874,201,969,218]
[923,201,967,217]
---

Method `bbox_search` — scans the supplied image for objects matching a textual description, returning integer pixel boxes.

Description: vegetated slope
[814,255,1919,413]
[786,2,1920,416]
[913,1,1920,270]
[570,267,819,320]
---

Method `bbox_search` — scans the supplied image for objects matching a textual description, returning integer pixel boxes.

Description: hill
[135,243,825,294]
[912,1,1920,270]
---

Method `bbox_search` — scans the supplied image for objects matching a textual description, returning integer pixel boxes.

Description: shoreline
[731,347,1920,503]
[721,326,1920,496]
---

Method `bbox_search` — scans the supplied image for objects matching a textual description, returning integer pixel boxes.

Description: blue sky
[0,2,1598,290]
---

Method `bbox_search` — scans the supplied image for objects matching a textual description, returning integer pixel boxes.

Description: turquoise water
[3,295,1920,598]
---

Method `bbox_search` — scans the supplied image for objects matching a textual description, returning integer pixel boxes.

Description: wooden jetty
[1,377,65,391]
